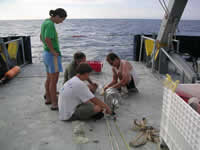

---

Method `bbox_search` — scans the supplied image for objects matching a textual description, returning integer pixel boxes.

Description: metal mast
[156,0,188,73]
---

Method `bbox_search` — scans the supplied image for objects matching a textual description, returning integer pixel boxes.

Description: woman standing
[40,8,67,110]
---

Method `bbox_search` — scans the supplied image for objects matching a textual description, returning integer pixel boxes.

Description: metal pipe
[142,36,155,41]
[161,48,183,73]
[20,37,26,64]
[4,38,21,45]
[139,36,144,62]
[160,48,192,83]
[0,39,10,70]
[139,36,155,62]
[181,71,185,83]
[176,40,180,53]
[151,40,157,73]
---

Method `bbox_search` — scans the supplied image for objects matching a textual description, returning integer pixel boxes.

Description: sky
[0,0,199,20]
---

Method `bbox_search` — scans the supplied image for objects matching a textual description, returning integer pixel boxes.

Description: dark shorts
[68,102,97,121]
[126,76,136,90]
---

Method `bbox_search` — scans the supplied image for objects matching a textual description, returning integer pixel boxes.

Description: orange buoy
[5,66,20,79]
[0,66,20,84]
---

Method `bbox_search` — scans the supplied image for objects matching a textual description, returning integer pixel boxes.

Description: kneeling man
[59,63,111,121]
[104,52,139,93]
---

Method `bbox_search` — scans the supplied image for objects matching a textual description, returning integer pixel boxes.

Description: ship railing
[0,37,26,70]
[160,48,186,83]
[139,35,189,83]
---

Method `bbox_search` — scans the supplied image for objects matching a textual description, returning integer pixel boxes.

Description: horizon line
[0,18,199,21]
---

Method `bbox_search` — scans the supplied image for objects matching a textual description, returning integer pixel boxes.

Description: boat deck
[0,61,164,150]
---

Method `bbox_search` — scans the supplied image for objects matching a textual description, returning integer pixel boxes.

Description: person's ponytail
[49,10,56,17]
[49,8,67,18]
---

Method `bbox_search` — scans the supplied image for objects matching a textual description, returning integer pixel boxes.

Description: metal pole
[0,38,10,70]
[20,37,26,64]
[142,36,155,41]
[161,48,182,71]
[139,36,144,62]
[181,71,185,83]
[4,39,21,45]
[151,40,157,73]
[156,0,188,74]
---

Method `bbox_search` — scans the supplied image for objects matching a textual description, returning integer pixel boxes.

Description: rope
[114,120,131,150]
[15,75,65,78]
[102,59,130,150]
[105,118,120,150]
[106,120,115,150]
[129,118,160,148]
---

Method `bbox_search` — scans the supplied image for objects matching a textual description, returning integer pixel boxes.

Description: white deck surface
[0,61,164,150]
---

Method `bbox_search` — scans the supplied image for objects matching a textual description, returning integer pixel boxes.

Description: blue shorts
[43,51,63,73]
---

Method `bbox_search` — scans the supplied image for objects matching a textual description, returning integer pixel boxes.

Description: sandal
[44,92,59,99]
[50,106,59,111]
[45,101,51,105]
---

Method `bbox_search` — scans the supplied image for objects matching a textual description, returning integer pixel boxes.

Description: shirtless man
[104,52,138,92]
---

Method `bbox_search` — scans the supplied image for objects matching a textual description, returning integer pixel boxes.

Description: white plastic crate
[160,87,200,150]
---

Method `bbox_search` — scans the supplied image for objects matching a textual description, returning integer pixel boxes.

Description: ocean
[0,19,200,63]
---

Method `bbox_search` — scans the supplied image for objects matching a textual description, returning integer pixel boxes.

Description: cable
[162,0,169,13]
[158,0,168,13]
[105,120,115,150]
[105,118,120,150]
[15,75,65,78]
[158,0,169,18]
[114,120,131,150]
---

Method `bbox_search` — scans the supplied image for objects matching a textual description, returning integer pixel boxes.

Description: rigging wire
[158,0,169,18]
[158,0,168,14]
[162,0,169,13]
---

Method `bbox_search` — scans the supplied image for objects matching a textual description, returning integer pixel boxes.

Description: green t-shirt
[41,19,61,55]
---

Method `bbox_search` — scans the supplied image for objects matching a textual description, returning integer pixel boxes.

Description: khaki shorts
[68,102,97,121]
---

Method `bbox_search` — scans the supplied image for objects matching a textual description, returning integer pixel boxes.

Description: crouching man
[104,52,139,93]
[58,63,112,121]
[63,51,98,93]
